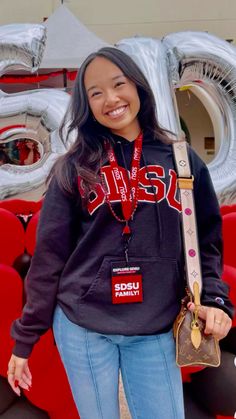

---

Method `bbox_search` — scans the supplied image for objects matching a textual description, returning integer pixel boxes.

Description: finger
[24,364,32,382]
[21,372,32,387]
[14,364,25,393]
[214,315,232,340]
[188,304,232,339]
[187,302,195,312]
[204,307,215,334]
[192,305,215,333]
[187,303,207,321]
[7,373,21,396]
[211,321,224,340]
[7,359,21,396]
[18,378,30,391]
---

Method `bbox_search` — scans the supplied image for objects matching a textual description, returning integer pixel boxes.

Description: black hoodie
[11,133,234,358]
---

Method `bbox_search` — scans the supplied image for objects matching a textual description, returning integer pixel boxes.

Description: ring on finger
[214,319,221,325]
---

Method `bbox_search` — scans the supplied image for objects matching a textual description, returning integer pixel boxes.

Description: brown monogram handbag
[173,290,220,367]
[172,139,221,368]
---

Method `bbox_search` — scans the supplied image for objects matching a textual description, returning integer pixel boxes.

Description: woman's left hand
[188,302,232,340]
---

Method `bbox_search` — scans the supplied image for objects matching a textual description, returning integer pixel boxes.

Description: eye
[91,91,102,98]
[115,81,125,88]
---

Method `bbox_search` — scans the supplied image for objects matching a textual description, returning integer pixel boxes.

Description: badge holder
[111,226,143,304]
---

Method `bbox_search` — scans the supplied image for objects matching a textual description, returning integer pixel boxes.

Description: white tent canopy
[40,5,110,69]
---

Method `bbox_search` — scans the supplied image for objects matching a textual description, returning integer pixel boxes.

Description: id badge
[111,262,143,304]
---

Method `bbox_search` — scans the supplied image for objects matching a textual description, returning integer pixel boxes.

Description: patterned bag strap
[172,139,202,305]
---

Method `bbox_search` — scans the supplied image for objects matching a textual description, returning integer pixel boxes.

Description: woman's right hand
[7,354,32,396]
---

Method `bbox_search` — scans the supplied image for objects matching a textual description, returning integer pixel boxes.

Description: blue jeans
[53,305,185,419]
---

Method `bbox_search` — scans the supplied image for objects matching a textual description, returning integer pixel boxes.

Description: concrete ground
[119,377,131,419]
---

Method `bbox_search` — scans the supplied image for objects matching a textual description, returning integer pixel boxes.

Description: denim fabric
[53,305,185,419]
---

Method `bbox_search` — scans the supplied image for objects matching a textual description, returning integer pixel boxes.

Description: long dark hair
[50,47,173,199]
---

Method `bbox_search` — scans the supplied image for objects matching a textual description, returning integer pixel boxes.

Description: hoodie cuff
[12,341,34,359]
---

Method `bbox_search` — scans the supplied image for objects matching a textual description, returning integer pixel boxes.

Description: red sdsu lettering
[166,170,182,212]
[139,165,165,202]
[102,165,128,198]
[78,164,181,215]
[78,177,105,214]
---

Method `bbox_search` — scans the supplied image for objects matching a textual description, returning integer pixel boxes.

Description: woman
[7,47,233,419]
[16,139,40,165]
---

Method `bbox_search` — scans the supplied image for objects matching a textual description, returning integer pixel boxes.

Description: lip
[105,105,128,119]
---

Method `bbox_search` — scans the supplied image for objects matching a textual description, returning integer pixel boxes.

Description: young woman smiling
[8,47,233,419]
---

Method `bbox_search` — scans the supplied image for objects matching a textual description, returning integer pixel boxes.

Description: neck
[111,122,141,142]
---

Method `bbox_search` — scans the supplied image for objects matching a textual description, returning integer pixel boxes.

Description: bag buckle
[177,176,194,190]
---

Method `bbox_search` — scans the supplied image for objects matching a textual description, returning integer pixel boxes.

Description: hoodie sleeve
[190,149,234,319]
[11,176,81,358]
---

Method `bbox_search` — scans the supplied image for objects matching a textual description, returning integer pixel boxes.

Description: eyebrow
[86,74,126,93]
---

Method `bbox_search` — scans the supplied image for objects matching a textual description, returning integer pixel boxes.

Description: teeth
[108,106,126,116]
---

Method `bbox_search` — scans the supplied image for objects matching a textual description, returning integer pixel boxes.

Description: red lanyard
[103,132,143,235]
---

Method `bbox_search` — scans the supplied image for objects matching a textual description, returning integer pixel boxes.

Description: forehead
[84,56,123,88]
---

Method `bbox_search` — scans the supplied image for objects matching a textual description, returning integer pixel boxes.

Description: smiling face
[84,56,141,141]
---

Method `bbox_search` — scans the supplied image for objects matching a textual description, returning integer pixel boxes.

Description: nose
[104,89,119,106]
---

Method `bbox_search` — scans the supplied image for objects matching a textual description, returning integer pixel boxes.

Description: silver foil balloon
[0,89,69,200]
[0,24,46,76]
[117,37,180,134]
[0,24,70,200]
[118,33,236,204]
[163,31,236,204]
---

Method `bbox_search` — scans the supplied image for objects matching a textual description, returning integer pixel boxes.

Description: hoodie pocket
[79,256,122,302]
[78,255,182,335]
[79,255,180,306]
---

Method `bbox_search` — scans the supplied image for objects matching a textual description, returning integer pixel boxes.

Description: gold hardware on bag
[191,318,201,349]
[193,281,200,306]
[190,281,201,349]
[177,176,194,190]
